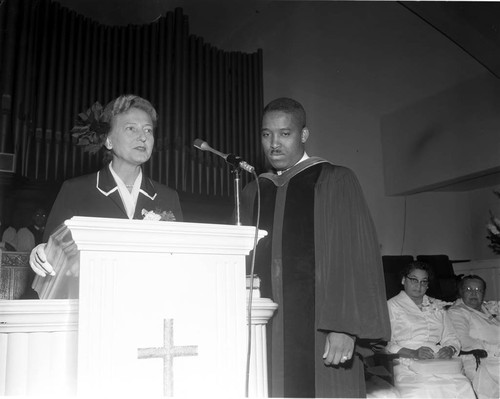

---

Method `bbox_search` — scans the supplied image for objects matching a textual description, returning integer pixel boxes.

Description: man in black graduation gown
[241,98,390,398]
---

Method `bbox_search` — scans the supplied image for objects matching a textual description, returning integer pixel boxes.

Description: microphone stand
[232,166,242,226]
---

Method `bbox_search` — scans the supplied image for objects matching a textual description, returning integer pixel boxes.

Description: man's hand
[323,332,356,366]
[29,243,55,277]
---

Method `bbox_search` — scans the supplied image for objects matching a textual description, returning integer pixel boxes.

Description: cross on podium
[137,318,198,397]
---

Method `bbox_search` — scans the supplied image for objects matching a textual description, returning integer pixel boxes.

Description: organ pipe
[0,0,263,197]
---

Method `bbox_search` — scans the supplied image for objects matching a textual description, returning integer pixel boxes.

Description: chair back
[416,255,461,301]
[381,255,415,299]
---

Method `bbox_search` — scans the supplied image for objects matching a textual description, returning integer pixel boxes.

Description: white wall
[381,73,500,195]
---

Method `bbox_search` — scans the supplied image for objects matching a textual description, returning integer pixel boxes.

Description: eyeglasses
[464,287,484,294]
[405,276,429,287]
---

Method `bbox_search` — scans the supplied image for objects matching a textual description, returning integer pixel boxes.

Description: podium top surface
[61,216,267,255]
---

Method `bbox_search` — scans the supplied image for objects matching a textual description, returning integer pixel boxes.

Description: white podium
[0,299,78,396]
[0,295,277,397]
[25,217,266,397]
[247,293,278,397]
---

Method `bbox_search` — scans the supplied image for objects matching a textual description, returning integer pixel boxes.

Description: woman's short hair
[458,275,486,293]
[401,261,434,281]
[102,94,158,128]
[263,97,306,128]
[100,94,157,162]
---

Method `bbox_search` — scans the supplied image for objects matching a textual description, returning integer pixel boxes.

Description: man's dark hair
[263,97,306,128]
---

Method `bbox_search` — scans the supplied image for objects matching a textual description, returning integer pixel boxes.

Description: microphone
[193,138,255,173]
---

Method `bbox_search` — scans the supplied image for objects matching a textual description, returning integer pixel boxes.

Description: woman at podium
[29,94,183,278]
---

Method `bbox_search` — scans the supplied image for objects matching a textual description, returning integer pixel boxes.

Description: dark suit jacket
[44,165,183,241]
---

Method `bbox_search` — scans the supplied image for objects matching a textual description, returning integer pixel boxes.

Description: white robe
[448,299,500,399]
[387,291,475,398]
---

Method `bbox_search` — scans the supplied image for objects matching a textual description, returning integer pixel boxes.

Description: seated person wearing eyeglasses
[386,261,475,398]
[448,275,499,399]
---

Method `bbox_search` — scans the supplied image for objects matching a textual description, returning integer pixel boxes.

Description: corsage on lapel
[420,296,453,313]
[141,208,176,221]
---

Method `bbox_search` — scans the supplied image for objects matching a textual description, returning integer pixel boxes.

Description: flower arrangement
[141,208,176,221]
[486,190,500,255]
[71,102,110,153]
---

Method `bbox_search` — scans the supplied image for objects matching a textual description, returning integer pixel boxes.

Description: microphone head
[193,139,225,158]
[193,138,207,150]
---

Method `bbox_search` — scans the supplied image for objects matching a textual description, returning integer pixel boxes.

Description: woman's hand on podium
[29,243,55,277]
